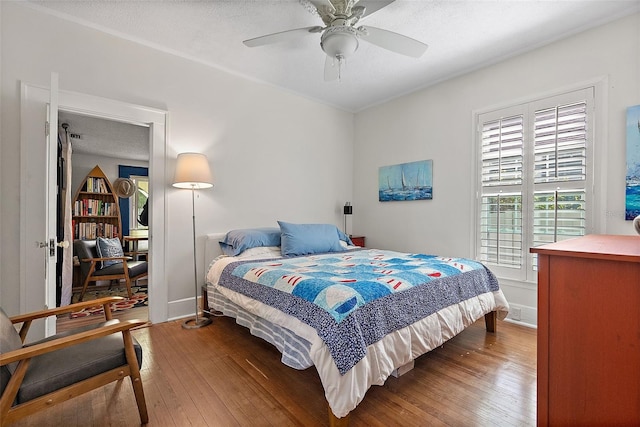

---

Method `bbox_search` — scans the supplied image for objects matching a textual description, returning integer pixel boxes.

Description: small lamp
[173,152,214,329]
[343,202,353,235]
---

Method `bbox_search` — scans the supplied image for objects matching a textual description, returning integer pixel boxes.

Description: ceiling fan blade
[360,26,428,58]
[358,0,396,18]
[243,26,323,47]
[324,55,339,82]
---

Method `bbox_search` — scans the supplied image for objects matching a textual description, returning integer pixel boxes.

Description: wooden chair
[74,239,148,301]
[0,297,148,426]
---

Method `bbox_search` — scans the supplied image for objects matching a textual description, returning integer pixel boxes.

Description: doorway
[56,111,150,329]
[20,82,168,340]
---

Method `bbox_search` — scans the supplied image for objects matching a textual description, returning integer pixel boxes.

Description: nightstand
[350,236,365,247]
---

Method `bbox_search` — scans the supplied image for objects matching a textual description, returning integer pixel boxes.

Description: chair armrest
[82,256,132,263]
[0,319,146,367]
[9,297,125,324]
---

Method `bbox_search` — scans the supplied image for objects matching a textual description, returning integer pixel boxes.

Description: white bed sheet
[205,248,509,419]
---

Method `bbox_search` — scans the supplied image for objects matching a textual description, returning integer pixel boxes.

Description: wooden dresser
[531,235,640,426]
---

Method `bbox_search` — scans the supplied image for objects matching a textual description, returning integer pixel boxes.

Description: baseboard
[503,317,537,329]
[503,302,537,326]
[167,295,202,322]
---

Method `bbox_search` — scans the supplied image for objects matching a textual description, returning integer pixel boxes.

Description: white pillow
[235,246,282,260]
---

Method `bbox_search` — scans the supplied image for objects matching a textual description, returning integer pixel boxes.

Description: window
[476,88,594,281]
[118,165,149,236]
[130,175,149,230]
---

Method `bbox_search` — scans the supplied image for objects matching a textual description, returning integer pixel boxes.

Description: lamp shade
[172,152,213,189]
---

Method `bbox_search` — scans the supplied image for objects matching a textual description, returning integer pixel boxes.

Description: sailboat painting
[626,105,640,220]
[379,160,433,202]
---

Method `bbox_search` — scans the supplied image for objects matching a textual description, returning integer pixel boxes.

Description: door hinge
[45,121,50,137]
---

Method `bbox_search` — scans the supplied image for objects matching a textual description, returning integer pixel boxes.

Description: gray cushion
[1,307,24,395]
[17,325,143,403]
[92,260,147,279]
[74,239,99,278]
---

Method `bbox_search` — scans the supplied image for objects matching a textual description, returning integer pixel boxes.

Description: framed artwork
[626,105,640,220]
[379,159,432,202]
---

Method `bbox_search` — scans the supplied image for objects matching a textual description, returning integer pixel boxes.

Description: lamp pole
[183,184,212,329]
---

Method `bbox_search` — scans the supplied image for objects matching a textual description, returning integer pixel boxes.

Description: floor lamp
[173,152,214,329]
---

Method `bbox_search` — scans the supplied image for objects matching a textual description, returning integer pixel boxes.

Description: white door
[20,74,59,339]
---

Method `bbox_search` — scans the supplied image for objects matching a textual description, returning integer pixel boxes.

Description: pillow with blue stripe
[96,237,124,268]
[219,227,282,256]
[278,221,346,257]
[337,229,354,246]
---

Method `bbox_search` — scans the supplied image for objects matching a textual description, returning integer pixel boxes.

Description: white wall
[3,2,638,326]
[353,13,640,326]
[0,2,354,318]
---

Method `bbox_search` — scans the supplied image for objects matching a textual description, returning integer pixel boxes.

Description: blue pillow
[337,229,354,246]
[95,237,124,268]
[278,221,345,257]
[219,228,281,256]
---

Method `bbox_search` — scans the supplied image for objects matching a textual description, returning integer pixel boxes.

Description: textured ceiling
[26,0,640,113]
[59,110,150,161]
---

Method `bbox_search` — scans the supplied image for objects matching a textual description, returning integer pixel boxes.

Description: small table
[350,236,365,247]
[123,235,148,260]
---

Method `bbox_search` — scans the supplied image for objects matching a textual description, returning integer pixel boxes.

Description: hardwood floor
[14,317,536,426]
[56,306,149,332]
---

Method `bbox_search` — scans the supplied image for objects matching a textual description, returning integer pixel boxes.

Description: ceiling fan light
[321,26,359,59]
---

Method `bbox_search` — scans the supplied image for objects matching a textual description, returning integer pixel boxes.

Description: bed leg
[484,311,497,333]
[328,406,350,427]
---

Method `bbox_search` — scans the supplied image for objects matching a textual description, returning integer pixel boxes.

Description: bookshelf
[72,165,122,240]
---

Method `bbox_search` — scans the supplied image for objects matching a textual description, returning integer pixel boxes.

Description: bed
[204,224,509,425]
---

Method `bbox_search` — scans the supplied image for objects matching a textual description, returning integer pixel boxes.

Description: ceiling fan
[243,0,428,81]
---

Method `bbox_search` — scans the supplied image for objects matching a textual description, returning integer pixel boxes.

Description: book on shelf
[74,221,119,240]
[84,177,108,193]
[73,199,116,216]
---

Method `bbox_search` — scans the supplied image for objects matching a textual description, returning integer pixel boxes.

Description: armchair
[74,239,148,301]
[0,297,148,426]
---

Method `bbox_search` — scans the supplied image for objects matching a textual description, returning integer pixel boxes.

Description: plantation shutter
[530,100,588,268]
[533,101,587,183]
[479,114,524,269]
[481,115,523,186]
[476,87,593,280]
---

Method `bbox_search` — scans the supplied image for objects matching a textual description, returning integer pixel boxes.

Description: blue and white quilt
[218,249,499,375]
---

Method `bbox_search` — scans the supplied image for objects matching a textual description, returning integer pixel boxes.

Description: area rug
[70,286,148,318]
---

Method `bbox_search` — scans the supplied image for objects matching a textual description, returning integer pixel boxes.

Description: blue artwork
[626,105,640,220]
[379,159,433,202]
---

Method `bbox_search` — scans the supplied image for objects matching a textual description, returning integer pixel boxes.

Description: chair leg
[123,265,133,299]
[79,276,92,302]
[124,278,133,299]
[79,260,100,302]
[123,330,148,423]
